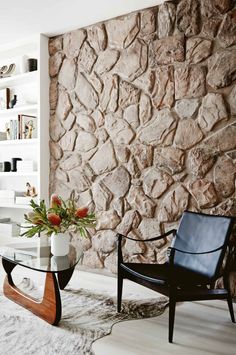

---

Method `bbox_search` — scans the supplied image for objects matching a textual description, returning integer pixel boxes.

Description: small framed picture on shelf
[0,88,10,110]
[18,114,37,139]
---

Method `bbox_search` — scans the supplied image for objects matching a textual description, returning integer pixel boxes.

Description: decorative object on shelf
[0,161,11,172]
[19,114,37,139]
[0,63,16,78]
[25,182,37,197]
[27,58,37,72]
[21,194,96,256]
[11,157,22,172]
[0,88,10,109]
[5,122,10,139]
[19,55,28,74]
[0,132,7,141]
[9,94,17,109]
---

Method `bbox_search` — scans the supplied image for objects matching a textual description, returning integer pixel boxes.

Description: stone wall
[49,0,236,275]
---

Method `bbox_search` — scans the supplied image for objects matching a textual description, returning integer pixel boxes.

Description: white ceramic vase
[51,232,70,256]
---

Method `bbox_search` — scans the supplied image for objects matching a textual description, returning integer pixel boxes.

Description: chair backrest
[172,211,234,280]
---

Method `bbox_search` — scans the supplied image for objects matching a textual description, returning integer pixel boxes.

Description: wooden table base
[2,258,62,325]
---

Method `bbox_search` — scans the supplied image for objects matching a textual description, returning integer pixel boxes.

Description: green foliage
[21,197,96,238]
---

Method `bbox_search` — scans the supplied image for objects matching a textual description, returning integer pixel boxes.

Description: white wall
[0,0,164,44]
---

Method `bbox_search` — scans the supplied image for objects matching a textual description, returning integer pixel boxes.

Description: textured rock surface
[89,141,117,175]
[49,1,236,285]
[143,167,173,198]
[228,84,236,115]
[76,73,99,110]
[106,13,140,49]
[105,114,135,145]
[78,41,97,73]
[186,37,212,64]
[138,109,176,146]
[175,98,200,119]
[158,185,189,222]
[158,2,176,39]
[198,93,228,132]
[201,0,230,18]
[176,0,200,36]
[207,49,236,89]
[154,147,185,174]
[58,58,76,90]
[115,39,148,81]
[151,67,175,109]
[218,10,236,48]
[174,119,203,149]
[188,146,217,178]
[102,166,130,197]
[150,35,185,66]
[94,49,119,75]
[214,156,236,198]
[175,66,206,99]
[188,179,218,208]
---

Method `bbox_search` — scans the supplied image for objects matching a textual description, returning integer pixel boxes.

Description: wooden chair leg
[227,294,235,323]
[117,268,123,313]
[169,297,176,343]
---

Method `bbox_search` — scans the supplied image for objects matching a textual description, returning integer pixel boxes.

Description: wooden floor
[0,263,235,355]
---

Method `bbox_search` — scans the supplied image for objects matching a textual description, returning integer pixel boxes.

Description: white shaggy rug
[0,278,168,355]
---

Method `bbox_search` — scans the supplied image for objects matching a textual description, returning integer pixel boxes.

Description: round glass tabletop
[0,241,83,273]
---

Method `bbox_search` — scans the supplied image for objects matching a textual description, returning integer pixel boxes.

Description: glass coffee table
[0,241,83,325]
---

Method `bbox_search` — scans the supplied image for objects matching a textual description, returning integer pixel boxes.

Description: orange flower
[50,194,62,208]
[48,213,61,226]
[75,207,88,218]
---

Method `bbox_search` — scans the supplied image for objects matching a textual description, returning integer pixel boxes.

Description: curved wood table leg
[57,266,75,290]
[2,258,61,325]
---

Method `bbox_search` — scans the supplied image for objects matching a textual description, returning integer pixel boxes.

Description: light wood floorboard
[0,263,235,354]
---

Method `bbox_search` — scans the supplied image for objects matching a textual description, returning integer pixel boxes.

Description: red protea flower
[75,207,88,218]
[50,194,62,208]
[48,213,61,226]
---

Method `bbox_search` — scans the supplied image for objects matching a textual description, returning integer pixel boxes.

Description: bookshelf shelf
[0,172,38,177]
[0,71,38,89]
[0,138,38,146]
[0,204,32,209]
[0,104,38,118]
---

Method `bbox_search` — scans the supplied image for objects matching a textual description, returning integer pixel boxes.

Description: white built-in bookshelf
[0,35,49,245]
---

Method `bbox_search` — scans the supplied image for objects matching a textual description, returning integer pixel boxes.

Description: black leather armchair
[117,211,235,343]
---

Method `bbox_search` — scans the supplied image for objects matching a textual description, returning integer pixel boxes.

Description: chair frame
[117,218,235,343]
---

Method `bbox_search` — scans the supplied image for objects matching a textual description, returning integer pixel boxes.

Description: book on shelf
[18,114,37,139]
[7,114,37,141]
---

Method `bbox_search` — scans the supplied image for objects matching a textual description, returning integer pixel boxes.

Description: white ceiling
[0,0,163,45]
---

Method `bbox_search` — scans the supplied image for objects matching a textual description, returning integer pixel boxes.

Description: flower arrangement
[21,194,96,238]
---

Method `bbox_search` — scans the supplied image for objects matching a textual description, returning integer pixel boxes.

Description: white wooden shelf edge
[0,104,38,117]
[0,171,38,176]
[0,138,38,146]
[0,204,32,209]
[0,71,38,89]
